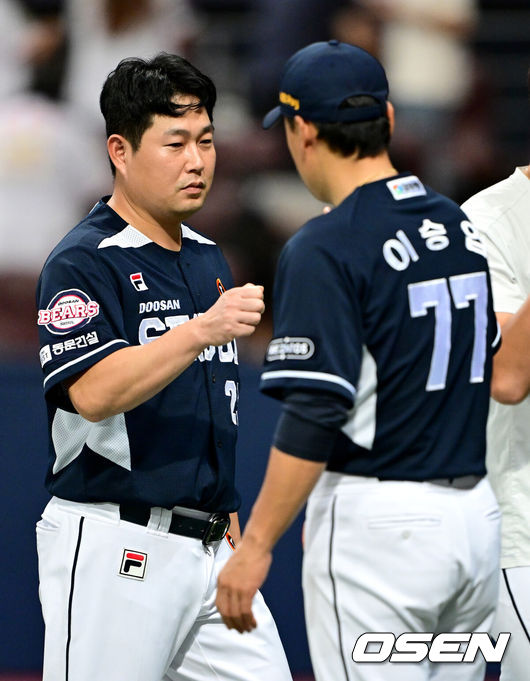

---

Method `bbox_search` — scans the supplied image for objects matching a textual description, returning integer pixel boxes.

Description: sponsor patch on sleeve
[51,331,99,356]
[266,336,315,362]
[38,289,100,335]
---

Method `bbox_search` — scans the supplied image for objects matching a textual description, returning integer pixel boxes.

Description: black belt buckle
[202,513,230,545]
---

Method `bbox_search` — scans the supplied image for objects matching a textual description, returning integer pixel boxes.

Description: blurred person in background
[0,91,108,357]
[61,0,200,132]
[0,0,32,99]
[461,68,530,681]
[0,0,107,357]
[246,0,348,121]
[334,0,478,197]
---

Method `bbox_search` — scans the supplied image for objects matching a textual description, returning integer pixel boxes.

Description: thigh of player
[302,479,498,681]
[37,498,209,681]
[165,535,293,681]
[429,480,501,681]
[494,566,530,681]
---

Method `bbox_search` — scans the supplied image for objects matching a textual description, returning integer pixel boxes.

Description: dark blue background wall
[0,360,311,674]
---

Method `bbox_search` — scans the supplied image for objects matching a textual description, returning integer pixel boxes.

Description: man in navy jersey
[35,53,292,681]
[217,41,502,681]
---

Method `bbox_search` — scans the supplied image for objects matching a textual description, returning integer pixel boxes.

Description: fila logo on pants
[119,549,148,580]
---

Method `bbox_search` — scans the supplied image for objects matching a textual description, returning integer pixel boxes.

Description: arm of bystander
[491,304,530,404]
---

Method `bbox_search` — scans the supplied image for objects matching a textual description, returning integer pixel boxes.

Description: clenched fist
[197,283,265,347]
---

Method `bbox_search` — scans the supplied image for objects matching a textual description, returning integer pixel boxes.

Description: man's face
[122,96,216,224]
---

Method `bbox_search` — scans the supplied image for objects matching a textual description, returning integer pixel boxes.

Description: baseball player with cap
[35,53,292,681]
[216,41,502,681]
[460,70,530,680]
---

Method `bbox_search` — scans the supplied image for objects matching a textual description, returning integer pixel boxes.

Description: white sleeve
[461,198,525,315]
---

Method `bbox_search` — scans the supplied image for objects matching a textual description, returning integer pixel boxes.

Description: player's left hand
[216,541,272,633]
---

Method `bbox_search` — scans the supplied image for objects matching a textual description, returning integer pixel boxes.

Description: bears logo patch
[38,289,100,335]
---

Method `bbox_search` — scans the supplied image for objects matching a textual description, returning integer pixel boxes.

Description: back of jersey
[261,174,499,480]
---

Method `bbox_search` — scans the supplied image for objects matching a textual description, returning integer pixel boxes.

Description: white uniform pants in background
[37,497,292,681]
[303,473,501,681]
[494,566,530,681]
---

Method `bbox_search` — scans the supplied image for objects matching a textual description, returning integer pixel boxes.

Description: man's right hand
[66,284,265,422]
[197,284,265,347]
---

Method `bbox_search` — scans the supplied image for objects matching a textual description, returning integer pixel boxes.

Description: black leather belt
[426,475,483,490]
[376,475,483,489]
[120,503,230,545]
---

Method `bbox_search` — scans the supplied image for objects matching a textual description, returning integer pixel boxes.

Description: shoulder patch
[38,289,99,335]
[266,337,315,362]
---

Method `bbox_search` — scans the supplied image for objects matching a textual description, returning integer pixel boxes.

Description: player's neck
[107,190,183,251]
[323,152,397,206]
[523,165,530,180]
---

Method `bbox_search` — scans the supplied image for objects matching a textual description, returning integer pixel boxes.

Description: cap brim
[262,106,282,130]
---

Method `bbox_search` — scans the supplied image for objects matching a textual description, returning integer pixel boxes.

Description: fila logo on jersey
[130,272,148,291]
[387,176,426,201]
[119,549,148,580]
[266,337,315,361]
[38,289,99,335]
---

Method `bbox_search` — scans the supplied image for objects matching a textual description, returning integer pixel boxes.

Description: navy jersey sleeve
[260,229,363,406]
[37,245,129,403]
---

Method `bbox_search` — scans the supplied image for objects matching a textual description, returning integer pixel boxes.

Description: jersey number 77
[408,271,488,392]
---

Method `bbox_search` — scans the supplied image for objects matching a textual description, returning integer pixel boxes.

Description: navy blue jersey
[36,199,240,512]
[260,174,500,480]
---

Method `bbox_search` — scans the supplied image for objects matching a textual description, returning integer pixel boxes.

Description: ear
[107,134,129,175]
[386,101,395,136]
[293,115,319,149]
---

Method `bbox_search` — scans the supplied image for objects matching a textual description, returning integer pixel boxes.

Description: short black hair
[288,95,390,159]
[100,52,216,166]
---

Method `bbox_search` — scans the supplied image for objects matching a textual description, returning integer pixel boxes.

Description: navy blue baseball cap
[262,40,389,129]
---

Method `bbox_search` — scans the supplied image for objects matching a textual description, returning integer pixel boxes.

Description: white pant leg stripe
[65,516,85,681]
[329,496,351,681]
[502,568,530,645]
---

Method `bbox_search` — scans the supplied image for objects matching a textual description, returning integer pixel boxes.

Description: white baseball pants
[37,497,292,681]
[302,472,501,681]
[494,566,530,681]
